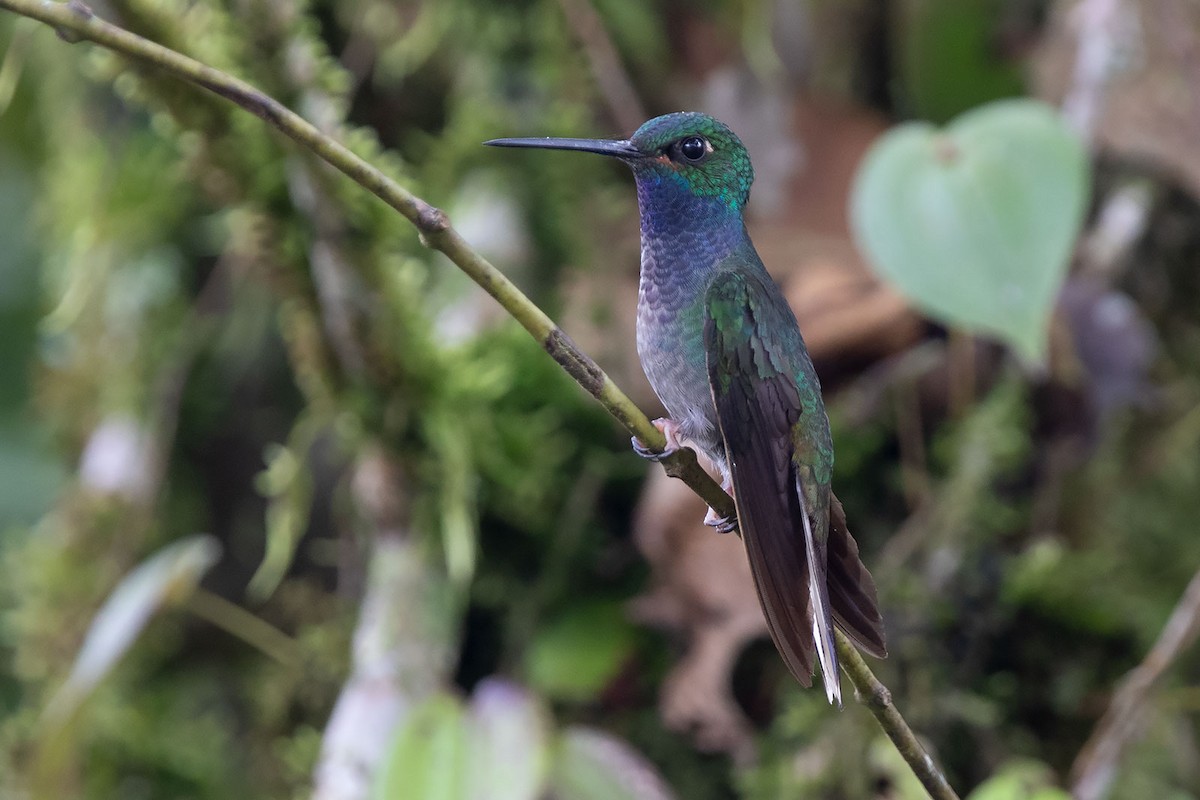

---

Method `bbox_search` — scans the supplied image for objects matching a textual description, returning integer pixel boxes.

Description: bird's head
[627,112,754,210]
[486,112,755,211]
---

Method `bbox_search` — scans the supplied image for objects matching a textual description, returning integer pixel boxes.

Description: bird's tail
[735,471,886,704]
[711,405,885,699]
[796,489,888,706]
[826,493,888,659]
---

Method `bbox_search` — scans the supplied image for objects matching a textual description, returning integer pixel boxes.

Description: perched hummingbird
[487,112,886,704]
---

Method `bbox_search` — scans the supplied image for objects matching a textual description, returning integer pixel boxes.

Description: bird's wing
[703,268,838,699]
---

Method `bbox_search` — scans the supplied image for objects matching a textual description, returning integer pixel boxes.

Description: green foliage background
[1,0,1199,798]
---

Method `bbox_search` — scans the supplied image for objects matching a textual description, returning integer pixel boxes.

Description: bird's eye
[675,136,708,163]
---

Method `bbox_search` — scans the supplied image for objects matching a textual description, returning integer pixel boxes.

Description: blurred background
[1,0,1199,798]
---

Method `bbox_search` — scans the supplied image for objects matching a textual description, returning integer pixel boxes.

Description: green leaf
[465,679,552,800]
[525,600,636,701]
[549,726,676,800]
[851,99,1089,361]
[374,681,551,800]
[966,760,1071,800]
[374,693,467,800]
[43,535,222,724]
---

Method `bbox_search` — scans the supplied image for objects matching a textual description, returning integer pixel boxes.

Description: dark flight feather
[704,269,886,700]
[828,494,887,658]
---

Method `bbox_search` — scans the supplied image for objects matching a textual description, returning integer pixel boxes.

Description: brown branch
[838,636,959,800]
[1071,567,1200,800]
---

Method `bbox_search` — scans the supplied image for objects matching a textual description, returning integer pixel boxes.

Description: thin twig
[0,2,957,796]
[185,588,301,667]
[837,636,958,800]
[893,377,930,512]
[1070,567,1200,800]
[554,0,647,133]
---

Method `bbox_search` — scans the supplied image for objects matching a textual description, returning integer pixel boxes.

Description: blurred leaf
[43,534,222,725]
[525,600,636,701]
[851,99,1089,361]
[894,0,1025,122]
[966,759,1070,800]
[549,726,676,800]
[465,678,552,800]
[374,692,467,800]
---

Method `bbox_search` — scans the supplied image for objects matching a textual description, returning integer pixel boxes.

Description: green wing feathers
[703,270,886,699]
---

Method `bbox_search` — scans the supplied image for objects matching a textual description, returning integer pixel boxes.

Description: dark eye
[676,136,708,163]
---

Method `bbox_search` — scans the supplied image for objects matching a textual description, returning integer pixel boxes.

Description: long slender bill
[483,137,644,159]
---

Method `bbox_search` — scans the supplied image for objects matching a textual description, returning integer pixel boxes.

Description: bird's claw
[704,506,738,533]
[631,436,668,461]
[632,418,683,462]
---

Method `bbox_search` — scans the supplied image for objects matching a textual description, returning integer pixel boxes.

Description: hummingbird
[487,112,886,704]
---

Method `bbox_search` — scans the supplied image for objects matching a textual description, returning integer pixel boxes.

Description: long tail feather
[733,451,817,690]
[797,475,841,706]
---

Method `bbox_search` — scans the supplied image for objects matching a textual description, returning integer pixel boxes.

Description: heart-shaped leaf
[851,99,1089,361]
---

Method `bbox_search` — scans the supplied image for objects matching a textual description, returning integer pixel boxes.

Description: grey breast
[635,252,722,463]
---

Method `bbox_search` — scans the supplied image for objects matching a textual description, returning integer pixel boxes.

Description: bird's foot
[632,418,683,462]
[704,506,738,533]
[703,477,737,533]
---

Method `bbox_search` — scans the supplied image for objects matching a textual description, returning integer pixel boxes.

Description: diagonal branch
[1070,566,1200,800]
[0,2,958,797]
[6,0,735,523]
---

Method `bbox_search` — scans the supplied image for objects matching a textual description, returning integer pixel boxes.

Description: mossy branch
[0,1,957,797]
